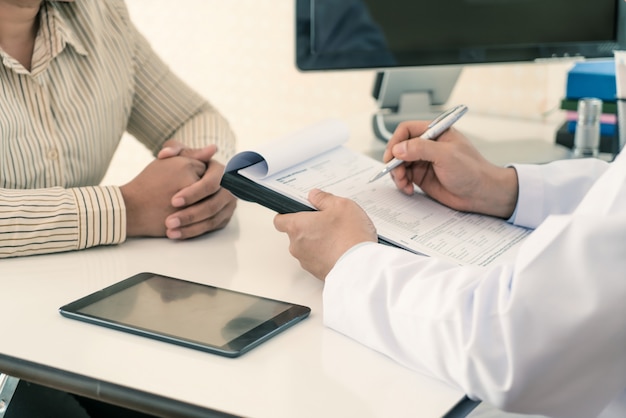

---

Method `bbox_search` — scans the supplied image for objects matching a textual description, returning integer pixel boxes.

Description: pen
[368,104,469,183]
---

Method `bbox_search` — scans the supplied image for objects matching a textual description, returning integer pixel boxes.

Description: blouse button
[46,148,59,160]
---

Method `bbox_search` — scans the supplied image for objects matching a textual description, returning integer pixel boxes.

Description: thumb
[308,188,335,210]
[157,144,183,159]
[158,143,218,162]
[184,144,218,164]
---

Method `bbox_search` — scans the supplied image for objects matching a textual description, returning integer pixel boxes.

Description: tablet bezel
[59,272,311,358]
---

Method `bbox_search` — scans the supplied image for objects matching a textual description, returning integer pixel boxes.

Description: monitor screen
[296,0,626,71]
[295,0,626,141]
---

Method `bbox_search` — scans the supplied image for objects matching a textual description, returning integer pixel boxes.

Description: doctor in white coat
[273,120,626,418]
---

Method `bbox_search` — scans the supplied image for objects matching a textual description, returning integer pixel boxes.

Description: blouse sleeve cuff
[71,186,127,249]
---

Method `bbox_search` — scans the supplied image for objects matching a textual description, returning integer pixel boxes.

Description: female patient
[1,0,236,416]
[0,0,237,259]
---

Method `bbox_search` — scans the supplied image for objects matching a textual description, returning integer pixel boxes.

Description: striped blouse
[0,0,236,258]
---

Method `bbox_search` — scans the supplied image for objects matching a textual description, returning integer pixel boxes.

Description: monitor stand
[371,66,462,141]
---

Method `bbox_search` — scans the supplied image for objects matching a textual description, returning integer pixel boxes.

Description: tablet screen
[60,272,311,357]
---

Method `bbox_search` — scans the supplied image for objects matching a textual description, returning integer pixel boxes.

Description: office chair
[0,373,19,418]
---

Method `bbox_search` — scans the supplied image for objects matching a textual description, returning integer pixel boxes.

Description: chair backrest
[0,373,20,418]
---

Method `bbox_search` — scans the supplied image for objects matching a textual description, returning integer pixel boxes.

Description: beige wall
[102,0,574,184]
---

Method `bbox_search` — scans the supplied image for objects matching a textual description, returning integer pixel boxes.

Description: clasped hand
[120,141,236,239]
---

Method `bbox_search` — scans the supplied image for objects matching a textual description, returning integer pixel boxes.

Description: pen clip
[427,104,464,128]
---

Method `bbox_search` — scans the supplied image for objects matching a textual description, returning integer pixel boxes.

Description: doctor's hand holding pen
[382,112,519,220]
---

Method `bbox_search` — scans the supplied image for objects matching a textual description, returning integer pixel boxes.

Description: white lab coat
[323,152,626,418]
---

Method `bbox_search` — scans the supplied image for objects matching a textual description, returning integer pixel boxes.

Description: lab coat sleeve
[323,156,626,418]
[510,158,609,229]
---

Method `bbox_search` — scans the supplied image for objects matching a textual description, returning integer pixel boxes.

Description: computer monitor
[295,0,626,140]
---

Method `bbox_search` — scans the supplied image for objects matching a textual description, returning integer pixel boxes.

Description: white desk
[0,201,470,418]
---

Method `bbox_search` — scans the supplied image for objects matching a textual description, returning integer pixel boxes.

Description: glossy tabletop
[0,200,468,418]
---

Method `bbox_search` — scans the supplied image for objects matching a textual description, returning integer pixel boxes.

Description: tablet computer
[59,272,311,358]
